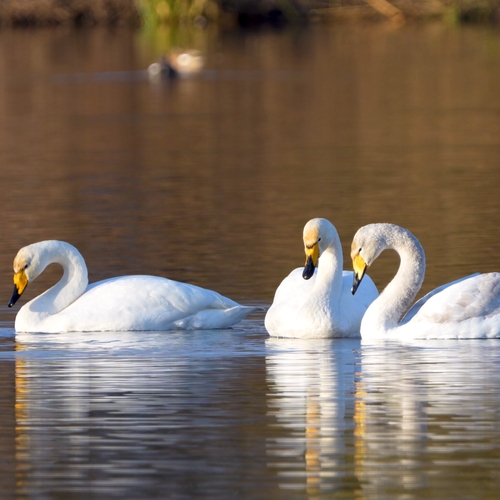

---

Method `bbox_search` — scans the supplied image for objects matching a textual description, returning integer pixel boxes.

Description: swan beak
[352,254,367,295]
[8,269,28,307]
[302,244,319,280]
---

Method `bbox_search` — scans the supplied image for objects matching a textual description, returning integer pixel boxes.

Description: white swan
[8,240,259,333]
[265,218,379,338]
[351,223,500,339]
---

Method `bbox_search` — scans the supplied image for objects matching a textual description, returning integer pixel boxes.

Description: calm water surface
[0,21,500,499]
[3,329,500,498]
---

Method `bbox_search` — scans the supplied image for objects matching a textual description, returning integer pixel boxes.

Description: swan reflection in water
[13,329,257,498]
[14,330,183,486]
[265,337,359,495]
[355,340,500,497]
[266,337,500,497]
[354,341,428,494]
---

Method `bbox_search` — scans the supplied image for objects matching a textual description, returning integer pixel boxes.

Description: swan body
[8,240,258,333]
[265,218,379,338]
[351,223,500,339]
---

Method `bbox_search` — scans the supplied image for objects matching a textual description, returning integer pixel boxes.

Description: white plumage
[9,240,258,333]
[265,218,378,338]
[351,223,500,339]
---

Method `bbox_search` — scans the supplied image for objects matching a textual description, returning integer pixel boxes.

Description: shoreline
[0,0,498,27]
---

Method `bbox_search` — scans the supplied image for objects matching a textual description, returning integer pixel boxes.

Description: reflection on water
[4,329,500,498]
[13,322,281,499]
[356,340,500,499]
[266,338,359,496]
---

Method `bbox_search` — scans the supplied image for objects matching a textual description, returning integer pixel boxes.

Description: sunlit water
[3,326,500,498]
[0,20,500,499]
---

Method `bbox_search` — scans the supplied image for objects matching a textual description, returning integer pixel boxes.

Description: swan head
[8,243,46,307]
[350,223,398,294]
[302,218,339,280]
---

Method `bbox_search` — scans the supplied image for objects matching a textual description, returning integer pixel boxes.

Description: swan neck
[30,241,89,316]
[368,227,425,330]
[315,239,343,295]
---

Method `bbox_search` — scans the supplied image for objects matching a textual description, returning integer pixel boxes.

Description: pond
[0,20,500,499]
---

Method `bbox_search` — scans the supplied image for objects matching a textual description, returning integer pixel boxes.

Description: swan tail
[174,306,261,330]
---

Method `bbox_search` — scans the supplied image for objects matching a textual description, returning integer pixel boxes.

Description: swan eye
[318,238,322,242]
[24,264,29,269]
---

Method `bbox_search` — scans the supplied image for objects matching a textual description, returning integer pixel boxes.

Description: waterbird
[8,240,259,333]
[351,223,500,339]
[148,50,205,80]
[265,218,379,338]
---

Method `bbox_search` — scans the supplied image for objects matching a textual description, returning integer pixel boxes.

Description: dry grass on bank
[0,0,140,26]
[0,0,498,27]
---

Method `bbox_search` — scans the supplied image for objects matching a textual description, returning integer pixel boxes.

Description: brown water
[0,21,500,499]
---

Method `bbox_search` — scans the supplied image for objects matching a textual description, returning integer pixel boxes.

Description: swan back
[402,273,480,323]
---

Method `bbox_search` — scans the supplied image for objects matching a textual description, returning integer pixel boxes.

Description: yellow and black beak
[352,254,367,295]
[302,243,319,280]
[9,269,28,307]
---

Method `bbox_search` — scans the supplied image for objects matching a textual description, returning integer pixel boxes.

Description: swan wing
[402,273,480,322]
[336,271,379,335]
[266,269,378,338]
[273,267,379,308]
[342,271,378,308]
[406,273,500,324]
[270,267,316,305]
[36,276,254,332]
[265,267,317,334]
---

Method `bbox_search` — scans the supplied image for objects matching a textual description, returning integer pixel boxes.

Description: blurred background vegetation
[0,0,498,27]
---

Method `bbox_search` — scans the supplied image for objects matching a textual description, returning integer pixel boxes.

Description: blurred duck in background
[148,50,205,79]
